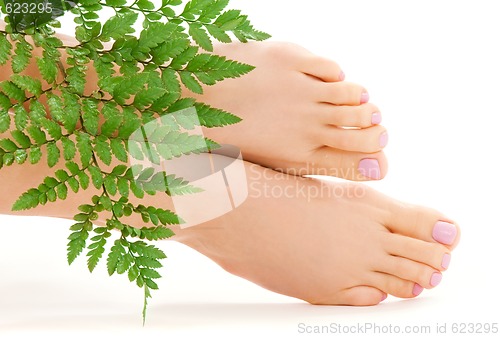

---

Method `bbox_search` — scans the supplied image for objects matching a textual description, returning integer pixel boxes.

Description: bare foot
[185,42,388,181]
[173,161,460,305]
[0,152,459,305]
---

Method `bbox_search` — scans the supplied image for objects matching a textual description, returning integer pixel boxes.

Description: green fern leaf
[0,138,19,152]
[14,148,27,164]
[36,57,58,84]
[87,235,107,272]
[61,137,77,161]
[61,90,81,134]
[101,12,139,41]
[101,103,122,137]
[27,126,48,145]
[113,73,148,106]
[104,175,118,196]
[47,94,66,124]
[78,170,91,190]
[205,24,231,43]
[82,98,100,136]
[56,182,68,200]
[133,87,167,110]
[76,132,93,167]
[40,118,63,140]
[164,174,203,196]
[12,188,41,211]
[189,23,213,51]
[117,177,130,198]
[29,146,43,164]
[67,228,89,265]
[195,103,241,127]
[107,240,125,276]
[28,100,47,126]
[199,0,229,22]
[0,109,10,134]
[11,39,32,73]
[110,138,128,163]
[179,71,203,94]
[13,104,28,131]
[10,74,42,97]
[88,165,104,189]
[95,135,112,165]
[47,142,61,168]
[11,130,32,148]
[1,81,26,101]
[169,45,198,70]
[118,107,142,139]
[135,22,175,54]
[0,33,12,65]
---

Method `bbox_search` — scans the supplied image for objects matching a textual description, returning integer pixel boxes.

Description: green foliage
[0,0,269,324]
[0,33,12,65]
[11,74,43,97]
[11,37,32,73]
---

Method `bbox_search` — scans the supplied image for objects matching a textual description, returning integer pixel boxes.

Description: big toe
[383,200,461,250]
[300,54,345,82]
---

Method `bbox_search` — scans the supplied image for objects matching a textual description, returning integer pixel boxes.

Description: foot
[173,162,460,305]
[185,42,388,181]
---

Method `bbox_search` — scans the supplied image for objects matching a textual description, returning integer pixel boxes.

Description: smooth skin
[2,20,387,181]
[0,155,459,304]
[0,22,459,305]
[184,41,388,180]
[174,162,459,304]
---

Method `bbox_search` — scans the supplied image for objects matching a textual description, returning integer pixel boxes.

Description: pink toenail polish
[432,221,457,245]
[441,253,451,269]
[381,293,388,302]
[358,159,381,180]
[430,273,443,287]
[339,71,345,81]
[360,91,370,104]
[371,112,382,125]
[379,132,389,148]
[413,284,424,296]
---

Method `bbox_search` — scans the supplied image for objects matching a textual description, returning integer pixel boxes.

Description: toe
[376,255,443,289]
[312,148,388,181]
[317,82,368,105]
[383,202,461,249]
[300,55,345,82]
[318,103,382,128]
[317,125,388,153]
[384,233,452,271]
[333,286,387,306]
[370,272,423,299]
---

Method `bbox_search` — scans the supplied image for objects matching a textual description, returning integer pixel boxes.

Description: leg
[0,151,458,305]
[0,27,387,181]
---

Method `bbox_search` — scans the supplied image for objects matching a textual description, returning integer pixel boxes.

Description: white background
[1,0,499,336]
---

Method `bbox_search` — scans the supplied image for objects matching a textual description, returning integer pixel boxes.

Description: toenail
[371,112,382,125]
[358,159,381,180]
[441,253,451,269]
[430,273,443,287]
[360,91,370,104]
[381,293,388,302]
[413,284,424,296]
[432,221,457,245]
[379,132,388,148]
[338,71,345,81]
